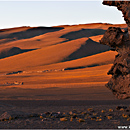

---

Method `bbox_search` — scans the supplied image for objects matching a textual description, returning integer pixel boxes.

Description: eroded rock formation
[100,1,130,99]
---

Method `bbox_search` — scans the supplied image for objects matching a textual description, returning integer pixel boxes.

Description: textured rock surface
[100,1,130,99]
[103,1,130,28]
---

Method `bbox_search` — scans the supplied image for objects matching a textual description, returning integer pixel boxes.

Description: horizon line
[0,22,126,30]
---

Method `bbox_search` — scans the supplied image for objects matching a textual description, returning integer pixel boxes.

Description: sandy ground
[0,85,115,100]
[0,86,130,129]
[0,100,130,129]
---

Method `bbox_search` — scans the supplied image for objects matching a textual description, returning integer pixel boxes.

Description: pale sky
[0,1,125,29]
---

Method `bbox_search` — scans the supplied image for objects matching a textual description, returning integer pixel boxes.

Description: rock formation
[100,1,130,99]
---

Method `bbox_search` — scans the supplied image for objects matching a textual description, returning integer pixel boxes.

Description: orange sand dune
[0,23,119,89]
[0,26,31,35]
[34,50,117,71]
[0,38,116,73]
[89,35,103,42]
[55,23,127,30]
[0,23,126,50]
[0,38,88,72]
[0,26,63,46]
[0,64,112,89]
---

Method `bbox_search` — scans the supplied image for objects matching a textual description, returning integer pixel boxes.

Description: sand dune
[64,38,110,61]
[0,50,117,89]
[0,23,121,90]
[0,40,116,73]
[54,23,127,29]
[34,50,117,71]
[0,26,63,44]
[0,47,22,59]
[0,23,129,129]
[0,38,89,72]
[60,28,106,41]
[89,35,103,42]
[0,23,126,50]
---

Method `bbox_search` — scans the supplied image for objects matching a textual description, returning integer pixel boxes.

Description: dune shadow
[64,64,100,71]
[60,28,106,42]
[62,38,110,62]
[0,47,37,59]
[22,48,37,53]
[0,27,64,44]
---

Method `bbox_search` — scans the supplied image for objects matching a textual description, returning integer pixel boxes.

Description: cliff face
[100,1,130,99]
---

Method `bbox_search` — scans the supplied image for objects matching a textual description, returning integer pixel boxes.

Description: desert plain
[0,23,130,129]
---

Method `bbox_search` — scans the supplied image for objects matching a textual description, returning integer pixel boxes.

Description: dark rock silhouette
[100,1,130,99]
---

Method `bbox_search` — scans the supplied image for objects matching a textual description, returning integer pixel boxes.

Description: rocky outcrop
[103,1,130,30]
[100,1,130,99]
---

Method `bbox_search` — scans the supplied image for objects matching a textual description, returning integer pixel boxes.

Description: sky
[0,1,125,29]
